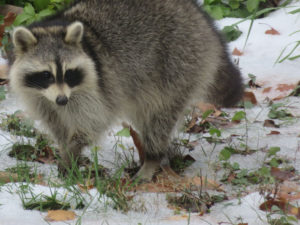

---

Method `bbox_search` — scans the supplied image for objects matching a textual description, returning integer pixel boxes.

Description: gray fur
[9,0,244,179]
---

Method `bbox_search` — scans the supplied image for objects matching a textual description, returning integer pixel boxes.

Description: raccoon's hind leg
[133,106,181,181]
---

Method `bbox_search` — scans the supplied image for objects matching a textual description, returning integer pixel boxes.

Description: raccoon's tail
[207,57,244,108]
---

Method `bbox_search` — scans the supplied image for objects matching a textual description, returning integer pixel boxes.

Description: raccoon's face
[10,22,98,106]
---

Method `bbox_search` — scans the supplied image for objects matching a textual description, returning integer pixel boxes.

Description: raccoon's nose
[56,95,68,106]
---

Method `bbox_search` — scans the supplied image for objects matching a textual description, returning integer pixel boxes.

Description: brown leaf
[167,215,188,221]
[196,102,222,117]
[263,119,279,128]
[45,210,76,222]
[196,102,215,112]
[243,91,257,104]
[278,181,300,201]
[265,28,280,35]
[3,12,16,27]
[78,179,95,192]
[260,199,300,219]
[227,172,237,183]
[238,223,248,225]
[232,48,243,56]
[267,131,280,135]
[271,167,294,182]
[0,171,19,183]
[272,95,286,101]
[263,87,272,93]
[276,84,295,92]
[36,146,56,164]
[135,175,223,193]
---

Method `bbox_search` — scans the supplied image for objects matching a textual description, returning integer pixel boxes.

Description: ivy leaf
[33,0,50,12]
[268,147,280,157]
[246,0,259,12]
[232,111,246,121]
[115,128,130,137]
[219,148,232,161]
[222,25,242,42]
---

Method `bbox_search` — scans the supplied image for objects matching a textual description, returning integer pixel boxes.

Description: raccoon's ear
[13,27,37,53]
[65,21,84,45]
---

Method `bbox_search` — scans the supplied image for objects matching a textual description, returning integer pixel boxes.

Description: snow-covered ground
[1,2,300,225]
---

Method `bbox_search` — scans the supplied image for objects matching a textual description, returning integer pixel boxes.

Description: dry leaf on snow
[265,28,280,35]
[276,84,295,92]
[166,215,188,221]
[78,179,95,192]
[0,171,18,183]
[263,119,279,128]
[45,210,76,222]
[135,175,223,193]
[263,87,272,93]
[271,167,295,182]
[243,91,257,104]
[278,181,300,201]
[260,199,300,219]
[267,131,280,135]
[232,48,243,56]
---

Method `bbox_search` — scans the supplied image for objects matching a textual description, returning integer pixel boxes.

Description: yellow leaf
[45,210,76,222]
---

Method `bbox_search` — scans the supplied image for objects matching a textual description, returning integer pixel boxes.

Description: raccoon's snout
[56,95,68,106]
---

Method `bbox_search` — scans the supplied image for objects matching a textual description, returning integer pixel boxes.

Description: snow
[1,2,300,225]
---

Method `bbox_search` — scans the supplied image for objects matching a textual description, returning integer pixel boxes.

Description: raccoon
[9,0,244,180]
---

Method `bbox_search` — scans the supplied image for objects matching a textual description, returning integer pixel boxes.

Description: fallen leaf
[278,181,300,201]
[265,28,280,35]
[232,48,243,56]
[243,91,257,104]
[263,119,279,128]
[78,179,95,192]
[263,87,272,93]
[276,84,295,92]
[45,210,76,222]
[167,215,188,221]
[135,175,223,193]
[267,131,280,135]
[272,95,286,101]
[0,171,18,183]
[3,11,16,27]
[271,167,295,182]
[196,102,218,113]
[260,199,300,219]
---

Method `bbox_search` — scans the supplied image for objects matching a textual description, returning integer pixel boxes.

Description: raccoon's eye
[24,71,55,89]
[64,69,84,88]
[43,71,52,79]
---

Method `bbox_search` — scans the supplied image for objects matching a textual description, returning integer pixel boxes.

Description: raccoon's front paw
[57,162,69,177]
